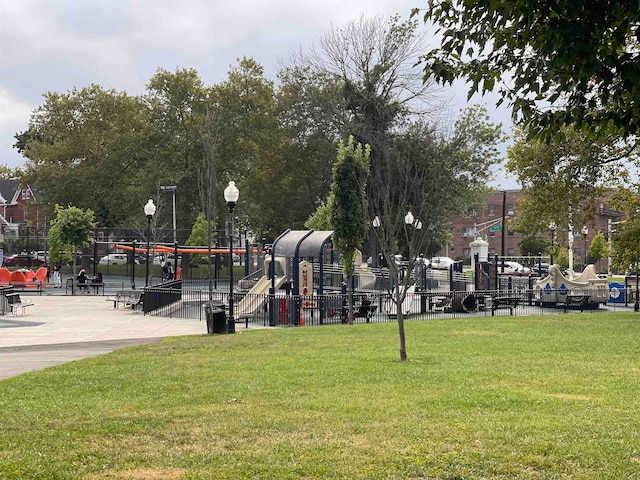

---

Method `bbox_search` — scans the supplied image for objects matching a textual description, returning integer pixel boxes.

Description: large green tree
[145,68,208,235]
[17,85,149,226]
[506,127,633,235]
[418,0,640,141]
[331,137,370,325]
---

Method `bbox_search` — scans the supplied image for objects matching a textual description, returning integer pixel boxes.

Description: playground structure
[0,267,47,288]
[533,264,609,306]
[116,229,623,324]
[232,229,386,325]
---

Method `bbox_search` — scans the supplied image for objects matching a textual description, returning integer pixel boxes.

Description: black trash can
[205,306,227,334]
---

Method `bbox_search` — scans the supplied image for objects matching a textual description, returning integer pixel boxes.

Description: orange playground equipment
[0,267,47,288]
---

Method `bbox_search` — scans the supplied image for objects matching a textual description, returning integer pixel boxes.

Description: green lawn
[1,313,640,479]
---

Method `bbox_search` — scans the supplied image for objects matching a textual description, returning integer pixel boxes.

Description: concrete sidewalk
[0,295,234,380]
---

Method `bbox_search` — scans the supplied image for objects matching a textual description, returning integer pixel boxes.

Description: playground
[2,227,635,329]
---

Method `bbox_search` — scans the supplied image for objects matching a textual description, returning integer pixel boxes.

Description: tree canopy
[417,1,640,141]
[48,204,96,276]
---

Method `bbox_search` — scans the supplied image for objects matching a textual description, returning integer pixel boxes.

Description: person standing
[160,255,168,280]
[166,262,174,281]
[53,260,62,288]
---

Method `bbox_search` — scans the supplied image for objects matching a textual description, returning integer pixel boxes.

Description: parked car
[3,254,46,267]
[531,262,550,276]
[99,253,138,265]
[500,261,531,275]
[199,253,239,264]
[430,256,455,270]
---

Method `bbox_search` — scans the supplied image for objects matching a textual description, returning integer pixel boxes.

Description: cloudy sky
[0,0,518,187]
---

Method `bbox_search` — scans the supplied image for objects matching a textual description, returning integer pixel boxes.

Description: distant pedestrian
[160,255,168,280]
[53,260,62,288]
[166,262,174,281]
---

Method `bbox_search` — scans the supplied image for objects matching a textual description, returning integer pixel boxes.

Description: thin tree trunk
[347,273,354,324]
[394,280,407,361]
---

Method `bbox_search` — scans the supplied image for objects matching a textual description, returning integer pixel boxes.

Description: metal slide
[235,275,287,319]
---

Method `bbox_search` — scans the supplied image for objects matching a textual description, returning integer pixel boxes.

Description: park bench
[558,294,590,313]
[109,290,144,311]
[341,296,377,322]
[491,296,520,316]
[429,294,451,312]
[88,279,104,295]
[6,292,34,316]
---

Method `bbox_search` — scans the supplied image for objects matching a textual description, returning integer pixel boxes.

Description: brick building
[438,190,624,262]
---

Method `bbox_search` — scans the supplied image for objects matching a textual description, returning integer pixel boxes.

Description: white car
[99,253,138,265]
[430,256,455,270]
[500,261,530,275]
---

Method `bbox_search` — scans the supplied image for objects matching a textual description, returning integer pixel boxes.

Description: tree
[611,214,640,273]
[211,58,289,240]
[418,1,640,141]
[185,212,217,265]
[18,85,150,226]
[288,15,445,217]
[304,193,334,231]
[506,127,632,234]
[588,231,608,272]
[518,234,549,259]
[331,137,370,325]
[49,205,96,277]
[370,106,503,361]
[145,68,209,233]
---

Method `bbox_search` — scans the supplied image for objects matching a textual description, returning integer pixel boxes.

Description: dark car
[531,262,550,276]
[4,254,46,267]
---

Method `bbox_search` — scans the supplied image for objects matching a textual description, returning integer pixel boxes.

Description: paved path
[0,295,236,380]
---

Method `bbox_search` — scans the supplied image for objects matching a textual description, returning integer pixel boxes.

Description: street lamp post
[568,223,575,279]
[144,199,156,287]
[160,185,177,245]
[582,225,589,267]
[224,181,239,334]
[372,215,381,267]
[549,221,556,265]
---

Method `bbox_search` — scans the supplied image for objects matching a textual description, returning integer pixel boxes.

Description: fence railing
[143,280,182,315]
[141,286,636,327]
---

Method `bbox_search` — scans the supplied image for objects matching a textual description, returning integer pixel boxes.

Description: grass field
[1,312,639,479]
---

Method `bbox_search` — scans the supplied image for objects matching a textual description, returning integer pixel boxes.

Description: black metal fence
[143,280,182,314]
[141,285,637,328]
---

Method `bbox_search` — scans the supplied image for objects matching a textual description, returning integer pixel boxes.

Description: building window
[488,204,496,215]
[21,189,30,200]
[507,248,515,256]
[507,204,515,215]
[463,248,470,257]
[463,226,475,238]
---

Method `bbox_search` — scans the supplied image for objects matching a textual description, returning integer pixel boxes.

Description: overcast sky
[0,0,518,188]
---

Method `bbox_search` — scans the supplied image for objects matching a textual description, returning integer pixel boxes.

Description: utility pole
[160,185,177,245]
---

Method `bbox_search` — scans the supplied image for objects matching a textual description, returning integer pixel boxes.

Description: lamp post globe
[144,199,156,287]
[224,181,239,334]
[582,225,589,266]
[404,211,414,226]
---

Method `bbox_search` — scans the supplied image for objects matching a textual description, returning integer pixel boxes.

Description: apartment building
[439,190,624,261]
